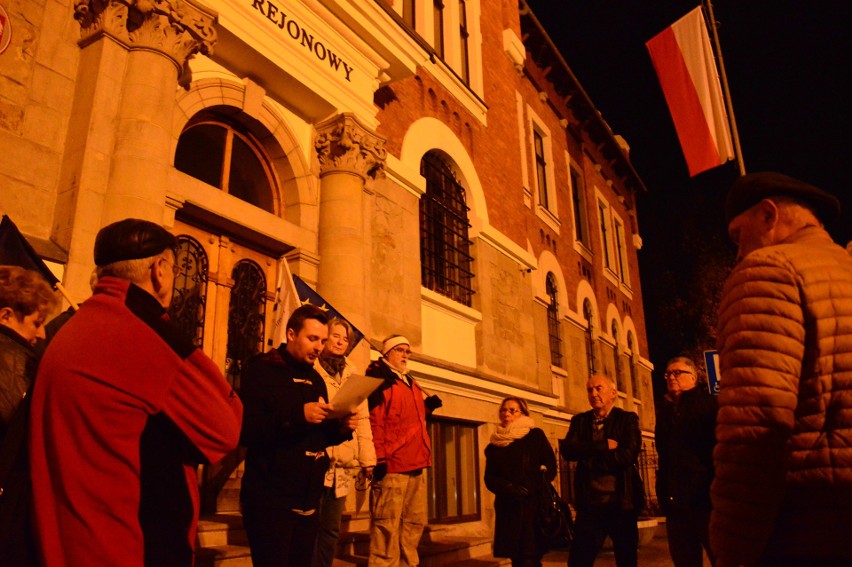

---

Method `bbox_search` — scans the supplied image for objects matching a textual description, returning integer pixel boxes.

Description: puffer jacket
[366,358,431,474]
[711,225,852,565]
[315,358,376,497]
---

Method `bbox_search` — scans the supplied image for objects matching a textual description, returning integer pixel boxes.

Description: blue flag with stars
[292,274,365,350]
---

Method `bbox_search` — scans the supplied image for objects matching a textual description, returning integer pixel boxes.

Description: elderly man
[239,304,357,567]
[560,375,643,567]
[712,172,852,567]
[29,219,243,566]
[366,335,441,567]
[655,356,718,567]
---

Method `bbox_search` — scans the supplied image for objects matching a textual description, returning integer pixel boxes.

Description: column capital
[73,0,217,72]
[315,113,387,180]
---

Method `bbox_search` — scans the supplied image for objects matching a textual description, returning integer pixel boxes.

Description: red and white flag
[646,7,734,176]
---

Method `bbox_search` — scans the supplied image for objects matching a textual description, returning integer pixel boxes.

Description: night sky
[524,0,850,391]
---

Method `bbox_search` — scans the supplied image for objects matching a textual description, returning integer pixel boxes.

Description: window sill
[535,205,561,234]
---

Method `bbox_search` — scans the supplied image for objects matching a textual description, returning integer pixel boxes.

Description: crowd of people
[1,171,851,567]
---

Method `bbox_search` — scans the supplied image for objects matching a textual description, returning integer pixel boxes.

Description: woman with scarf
[311,318,376,567]
[485,396,557,567]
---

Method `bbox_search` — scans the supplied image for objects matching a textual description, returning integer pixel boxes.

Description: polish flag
[646,7,734,176]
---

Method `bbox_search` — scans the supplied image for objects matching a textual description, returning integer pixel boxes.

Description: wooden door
[170,220,278,512]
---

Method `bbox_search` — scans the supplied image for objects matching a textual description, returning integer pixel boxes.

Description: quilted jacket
[711,225,852,564]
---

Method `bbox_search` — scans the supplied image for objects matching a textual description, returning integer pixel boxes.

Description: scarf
[490,415,536,447]
[319,353,347,383]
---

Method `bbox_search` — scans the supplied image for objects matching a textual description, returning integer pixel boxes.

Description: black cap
[94,219,177,266]
[724,172,840,223]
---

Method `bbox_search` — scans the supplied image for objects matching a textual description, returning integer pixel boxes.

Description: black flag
[0,215,60,286]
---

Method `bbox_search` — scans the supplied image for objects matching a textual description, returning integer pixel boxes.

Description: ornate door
[170,220,278,512]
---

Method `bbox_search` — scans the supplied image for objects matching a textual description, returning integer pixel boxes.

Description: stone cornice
[73,0,217,72]
[315,113,387,180]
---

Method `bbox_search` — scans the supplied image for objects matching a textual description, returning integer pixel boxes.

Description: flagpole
[702,0,746,175]
[54,282,80,311]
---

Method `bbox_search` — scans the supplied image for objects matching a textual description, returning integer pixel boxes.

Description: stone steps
[195,514,508,567]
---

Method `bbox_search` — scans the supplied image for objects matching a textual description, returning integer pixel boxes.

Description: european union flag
[292,274,365,350]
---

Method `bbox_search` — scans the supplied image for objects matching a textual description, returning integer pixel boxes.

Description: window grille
[612,319,625,392]
[225,260,267,390]
[546,273,563,367]
[419,152,475,306]
[168,236,208,348]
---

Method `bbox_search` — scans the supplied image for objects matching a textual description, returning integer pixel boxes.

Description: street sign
[703,350,720,395]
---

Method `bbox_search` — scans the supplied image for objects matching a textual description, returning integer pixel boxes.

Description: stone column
[315,113,386,362]
[56,0,216,301]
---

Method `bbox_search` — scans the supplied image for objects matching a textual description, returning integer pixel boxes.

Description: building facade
[0,0,655,556]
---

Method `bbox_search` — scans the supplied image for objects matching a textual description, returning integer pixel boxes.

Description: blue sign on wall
[703,350,720,395]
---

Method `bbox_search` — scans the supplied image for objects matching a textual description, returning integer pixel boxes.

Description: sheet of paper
[327,373,385,419]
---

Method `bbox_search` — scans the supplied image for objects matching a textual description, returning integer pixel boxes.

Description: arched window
[419,151,474,306]
[168,235,208,348]
[612,319,624,392]
[546,273,562,367]
[226,260,267,389]
[175,113,277,213]
[583,299,595,376]
[628,332,639,400]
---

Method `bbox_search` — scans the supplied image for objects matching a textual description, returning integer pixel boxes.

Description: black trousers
[243,502,320,567]
[568,504,638,567]
[666,507,714,567]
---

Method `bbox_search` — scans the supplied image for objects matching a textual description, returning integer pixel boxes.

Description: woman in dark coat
[485,396,557,567]
[0,265,58,566]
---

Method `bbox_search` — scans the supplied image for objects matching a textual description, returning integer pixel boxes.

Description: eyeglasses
[664,369,694,380]
[499,408,522,415]
[390,346,411,355]
[154,257,180,276]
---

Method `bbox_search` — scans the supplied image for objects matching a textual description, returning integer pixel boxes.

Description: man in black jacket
[561,375,644,567]
[655,356,718,567]
[240,304,357,567]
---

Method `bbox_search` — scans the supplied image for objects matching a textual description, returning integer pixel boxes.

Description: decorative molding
[73,0,217,72]
[315,113,387,180]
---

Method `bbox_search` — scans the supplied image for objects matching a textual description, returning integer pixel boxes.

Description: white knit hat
[382,335,410,355]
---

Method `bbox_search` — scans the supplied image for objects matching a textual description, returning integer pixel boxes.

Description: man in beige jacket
[712,172,852,567]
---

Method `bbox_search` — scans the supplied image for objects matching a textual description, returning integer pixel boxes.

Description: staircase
[195,513,510,567]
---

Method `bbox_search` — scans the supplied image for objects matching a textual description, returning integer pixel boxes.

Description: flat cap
[94,219,177,266]
[724,172,840,223]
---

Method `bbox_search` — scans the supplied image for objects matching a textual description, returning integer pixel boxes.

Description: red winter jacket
[366,358,431,473]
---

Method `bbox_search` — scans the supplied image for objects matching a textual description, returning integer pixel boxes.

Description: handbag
[535,468,574,550]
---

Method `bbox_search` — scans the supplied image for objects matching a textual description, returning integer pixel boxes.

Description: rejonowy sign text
[251,0,354,82]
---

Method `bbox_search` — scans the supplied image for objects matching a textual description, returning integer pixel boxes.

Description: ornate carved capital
[74,0,217,72]
[315,113,387,180]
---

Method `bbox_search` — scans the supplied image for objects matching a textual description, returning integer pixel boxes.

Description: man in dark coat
[561,375,644,567]
[240,304,357,567]
[656,356,718,567]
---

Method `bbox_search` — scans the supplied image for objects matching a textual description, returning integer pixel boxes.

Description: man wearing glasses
[365,335,441,567]
[655,356,718,567]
